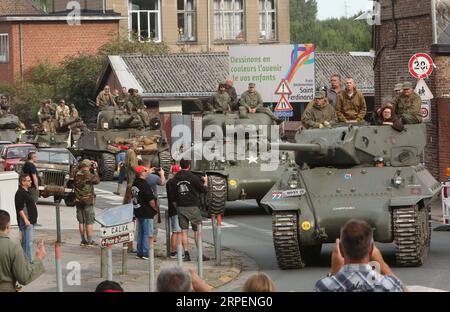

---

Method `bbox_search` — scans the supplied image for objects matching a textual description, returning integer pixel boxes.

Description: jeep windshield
[37,150,75,164]
[6,146,35,159]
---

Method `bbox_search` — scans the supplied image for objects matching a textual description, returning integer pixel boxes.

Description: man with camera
[74,159,100,247]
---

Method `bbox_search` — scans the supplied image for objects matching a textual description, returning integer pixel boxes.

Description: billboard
[229,44,315,103]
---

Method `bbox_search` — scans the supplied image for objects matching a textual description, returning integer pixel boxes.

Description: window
[434,0,450,44]
[0,34,8,63]
[259,0,276,40]
[177,0,197,42]
[214,0,245,41]
[129,0,161,42]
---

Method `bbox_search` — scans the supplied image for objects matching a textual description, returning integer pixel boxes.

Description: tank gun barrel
[273,140,329,155]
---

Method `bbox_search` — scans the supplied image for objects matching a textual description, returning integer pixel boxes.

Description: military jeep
[15,148,77,206]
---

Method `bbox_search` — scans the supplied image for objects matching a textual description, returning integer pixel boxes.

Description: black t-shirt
[168,170,207,207]
[15,186,38,225]
[22,162,38,189]
[131,177,156,219]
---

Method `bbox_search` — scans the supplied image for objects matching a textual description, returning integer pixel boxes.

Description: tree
[290,0,318,45]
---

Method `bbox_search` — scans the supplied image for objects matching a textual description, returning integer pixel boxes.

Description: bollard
[100,247,107,278]
[177,231,183,266]
[122,243,127,275]
[215,214,222,266]
[197,223,203,278]
[107,244,113,281]
[55,199,63,292]
[165,210,171,257]
[211,215,217,254]
[148,237,155,292]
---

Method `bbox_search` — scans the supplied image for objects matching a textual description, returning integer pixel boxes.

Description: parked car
[15,148,78,206]
[0,143,37,171]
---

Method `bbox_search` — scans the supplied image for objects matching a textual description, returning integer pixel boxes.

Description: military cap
[248,83,256,87]
[219,81,227,87]
[70,104,75,108]
[402,81,413,90]
[394,83,403,91]
[80,159,92,167]
[314,91,325,99]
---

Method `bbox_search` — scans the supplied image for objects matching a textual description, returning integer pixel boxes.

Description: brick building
[374,0,450,181]
[0,0,122,84]
[108,0,290,52]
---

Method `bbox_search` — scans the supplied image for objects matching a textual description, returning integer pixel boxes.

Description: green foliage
[0,37,168,125]
[290,0,372,52]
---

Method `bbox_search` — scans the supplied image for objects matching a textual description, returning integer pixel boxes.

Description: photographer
[74,159,100,247]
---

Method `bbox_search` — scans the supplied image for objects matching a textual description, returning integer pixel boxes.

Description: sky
[316,0,373,20]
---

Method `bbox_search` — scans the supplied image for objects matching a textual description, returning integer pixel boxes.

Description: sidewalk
[10,198,248,292]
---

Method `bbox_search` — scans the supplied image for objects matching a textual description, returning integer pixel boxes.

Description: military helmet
[80,159,91,167]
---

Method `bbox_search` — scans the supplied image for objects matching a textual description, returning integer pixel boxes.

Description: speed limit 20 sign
[409,53,434,79]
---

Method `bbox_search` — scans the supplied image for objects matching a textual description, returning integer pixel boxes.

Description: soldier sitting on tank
[0,95,10,115]
[43,115,57,134]
[56,100,71,128]
[392,82,422,124]
[96,85,117,111]
[116,87,129,109]
[207,82,231,113]
[335,77,367,123]
[128,89,150,128]
[375,104,404,132]
[240,83,282,124]
[301,91,337,129]
[37,100,55,123]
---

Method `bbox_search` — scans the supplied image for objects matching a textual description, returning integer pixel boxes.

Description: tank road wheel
[99,153,116,181]
[207,175,227,216]
[393,204,431,267]
[272,212,305,269]
[158,150,172,178]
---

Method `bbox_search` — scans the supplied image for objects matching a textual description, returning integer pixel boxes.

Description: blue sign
[274,111,293,118]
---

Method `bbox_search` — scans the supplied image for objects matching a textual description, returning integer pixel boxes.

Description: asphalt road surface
[95,181,450,292]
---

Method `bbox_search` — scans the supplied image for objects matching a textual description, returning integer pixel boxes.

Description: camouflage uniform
[42,118,56,134]
[0,97,10,115]
[55,104,70,127]
[209,92,231,112]
[240,90,279,122]
[37,105,55,123]
[96,91,117,110]
[302,100,337,129]
[74,168,100,225]
[128,94,149,127]
[335,89,367,122]
[70,107,79,119]
[393,93,422,124]
[116,93,128,109]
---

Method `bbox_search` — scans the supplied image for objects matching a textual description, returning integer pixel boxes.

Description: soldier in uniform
[96,85,117,111]
[128,89,149,127]
[0,210,46,292]
[116,87,129,109]
[240,83,282,124]
[55,100,70,128]
[208,82,231,112]
[224,79,238,109]
[392,81,422,124]
[301,91,337,129]
[69,104,79,119]
[43,116,56,134]
[74,159,100,247]
[0,95,10,115]
[335,77,367,123]
[37,100,55,123]
[123,142,139,204]
[328,74,343,108]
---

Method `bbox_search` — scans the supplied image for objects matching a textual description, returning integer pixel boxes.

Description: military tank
[260,123,441,269]
[191,109,289,216]
[25,117,83,148]
[0,113,21,142]
[73,108,171,181]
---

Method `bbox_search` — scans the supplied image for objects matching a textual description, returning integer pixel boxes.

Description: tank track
[393,205,430,267]
[158,150,172,178]
[207,175,227,216]
[272,212,305,269]
[99,153,116,181]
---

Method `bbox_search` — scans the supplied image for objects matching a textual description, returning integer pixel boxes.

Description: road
[95,181,450,292]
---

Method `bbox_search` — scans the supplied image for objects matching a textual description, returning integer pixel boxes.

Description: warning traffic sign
[415,78,434,100]
[409,53,434,79]
[275,79,292,95]
[274,95,293,111]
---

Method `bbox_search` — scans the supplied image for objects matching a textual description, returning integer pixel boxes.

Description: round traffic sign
[409,53,434,79]
[421,106,429,119]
